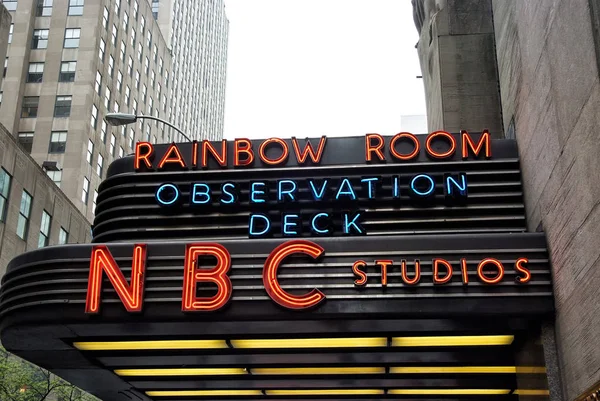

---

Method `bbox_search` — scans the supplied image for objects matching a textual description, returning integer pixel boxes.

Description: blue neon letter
[393,176,400,198]
[278,180,297,202]
[251,182,267,203]
[445,174,467,196]
[343,212,364,235]
[283,214,300,236]
[191,183,211,204]
[410,174,435,197]
[221,183,237,204]
[155,183,180,206]
[308,179,328,201]
[336,178,357,200]
[311,213,330,234]
[249,214,271,237]
[361,177,379,199]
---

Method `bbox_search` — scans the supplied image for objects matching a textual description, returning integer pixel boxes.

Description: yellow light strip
[253,367,384,375]
[392,335,514,347]
[389,389,511,395]
[231,337,387,349]
[73,340,227,351]
[146,390,263,397]
[266,389,385,396]
[390,366,546,374]
[116,368,247,376]
[514,389,551,396]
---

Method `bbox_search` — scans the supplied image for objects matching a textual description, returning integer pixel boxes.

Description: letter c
[263,240,326,310]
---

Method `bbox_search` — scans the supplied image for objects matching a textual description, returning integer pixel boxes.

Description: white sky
[222,0,427,139]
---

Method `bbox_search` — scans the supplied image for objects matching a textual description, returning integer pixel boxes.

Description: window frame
[49,131,68,153]
[63,28,81,48]
[38,210,52,248]
[53,95,72,118]
[16,191,33,240]
[59,61,77,82]
[0,169,12,223]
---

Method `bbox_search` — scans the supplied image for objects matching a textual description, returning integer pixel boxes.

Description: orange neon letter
[462,130,491,159]
[202,139,227,167]
[514,257,531,284]
[192,140,199,168]
[477,258,505,285]
[376,260,392,286]
[259,138,289,165]
[263,240,326,310]
[401,260,421,285]
[425,131,456,159]
[158,143,186,169]
[461,258,469,285]
[234,138,254,166]
[390,133,420,161]
[352,260,368,286]
[85,244,147,313]
[433,259,453,284]
[182,243,232,312]
[134,142,154,170]
[291,136,327,164]
[365,134,385,162]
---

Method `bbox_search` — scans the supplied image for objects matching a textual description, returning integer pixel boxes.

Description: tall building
[0,0,175,223]
[154,0,228,140]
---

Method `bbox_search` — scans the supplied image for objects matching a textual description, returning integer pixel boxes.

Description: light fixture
[266,389,385,396]
[146,390,263,397]
[115,368,247,376]
[390,366,545,374]
[392,335,514,347]
[253,367,384,375]
[388,389,511,395]
[230,337,387,349]
[73,339,227,351]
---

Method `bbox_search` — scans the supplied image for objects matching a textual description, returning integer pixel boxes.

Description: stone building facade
[414,0,600,400]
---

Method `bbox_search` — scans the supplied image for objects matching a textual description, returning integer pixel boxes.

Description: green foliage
[0,346,98,401]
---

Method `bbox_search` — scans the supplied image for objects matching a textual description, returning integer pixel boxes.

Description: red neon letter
[192,140,199,168]
[514,257,531,284]
[425,131,456,159]
[352,260,368,286]
[462,130,492,159]
[460,258,469,285]
[365,134,385,162]
[292,136,327,164]
[376,260,392,286]
[477,258,505,285]
[158,143,186,169]
[401,260,421,285]
[135,142,154,170]
[390,133,420,161]
[259,138,289,165]
[85,244,147,313]
[263,240,326,310]
[234,139,254,166]
[182,243,232,312]
[202,140,228,167]
[433,259,453,284]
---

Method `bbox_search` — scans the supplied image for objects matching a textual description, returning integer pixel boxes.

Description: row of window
[4,0,84,16]
[21,95,72,118]
[0,168,69,247]
[31,28,80,50]
[81,176,98,214]
[26,61,77,83]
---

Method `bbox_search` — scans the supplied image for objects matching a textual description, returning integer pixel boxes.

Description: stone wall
[0,4,9,71]
[492,0,600,399]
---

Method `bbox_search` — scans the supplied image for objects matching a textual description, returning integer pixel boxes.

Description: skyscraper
[154,0,228,140]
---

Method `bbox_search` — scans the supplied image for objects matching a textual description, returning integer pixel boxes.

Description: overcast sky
[222,0,427,139]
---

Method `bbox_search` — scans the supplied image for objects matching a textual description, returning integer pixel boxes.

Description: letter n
[85,245,147,313]
[182,243,232,311]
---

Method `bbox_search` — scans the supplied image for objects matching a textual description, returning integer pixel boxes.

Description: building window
[86,139,94,164]
[123,11,129,31]
[140,15,145,31]
[18,132,33,153]
[63,28,81,48]
[150,70,155,88]
[54,95,72,117]
[96,154,103,177]
[81,177,90,204]
[100,120,107,142]
[165,70,169,87]
[3,58,7,78]
[102,6,109,30]
[58,227,68,244]
[162,94,166,112]
[142,84,147,103]
[130,27,136,47]
[133,0,138,19]
[95,71,102,95]
[27,62,44,83]
[3,0,17,11]
[137,42,143,61]
[8,24,13,44]
[113,100,119,112]
[16,191,32,240]
[120,40,126,62]
[119,146,124,158]
[36,0,52,16]
[159,57,163,74]
[104,87,111,109]
[153,44,157,62]
[108,55,114,77]
[134,70,140,89]
[90,104,98,129]
[0,169,12,222]
[117,71,123,92]
[128,128,134,149]
[68,0,84,15]
[125,85,130,106]
[21,97,39,118]
[146,30,151,49]
[0,91,3,108]
[92,190,98,213]
[99,38,106,61]
[144,56,149,75]
[38,210,51,248]
[49,131,67,153]
[127,55,133,76]
[59,61,76,82]
[110,134,116,156]
[47,170,62,187]
[147,96,153,114]
[111,24,118,45]
[114,0,120,15]
[32,29,49,49]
